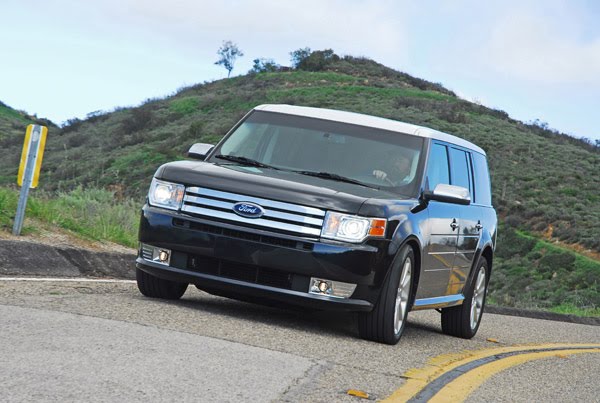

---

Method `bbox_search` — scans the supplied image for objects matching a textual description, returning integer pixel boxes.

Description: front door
[419,201,459,298]
[416,142,458,299]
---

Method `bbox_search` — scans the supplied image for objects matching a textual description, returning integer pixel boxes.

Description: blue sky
[2,0,599,141]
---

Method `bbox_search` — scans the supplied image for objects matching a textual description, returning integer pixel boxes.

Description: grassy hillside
[490,224,599,314]
[0,101,57,184]
[0,55,598,314]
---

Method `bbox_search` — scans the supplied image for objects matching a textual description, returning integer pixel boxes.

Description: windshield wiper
[214,154,279,170]
[295,170,378,189]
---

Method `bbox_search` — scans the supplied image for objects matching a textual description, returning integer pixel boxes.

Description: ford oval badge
[232,202,264,219]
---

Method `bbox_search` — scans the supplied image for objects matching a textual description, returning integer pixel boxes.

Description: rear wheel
[441,258,488,338]
[358,245,414,345]
[136,268,188,300]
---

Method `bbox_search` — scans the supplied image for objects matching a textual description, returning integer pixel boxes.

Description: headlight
[148,178,185,210]
[320,211,386,243]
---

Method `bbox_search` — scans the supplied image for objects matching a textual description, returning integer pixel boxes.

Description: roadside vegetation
[0,50,598,316]
[0,187,139,248]
[489,224,600,315]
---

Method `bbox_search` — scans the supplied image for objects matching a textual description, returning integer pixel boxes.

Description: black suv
[136,104,497,344]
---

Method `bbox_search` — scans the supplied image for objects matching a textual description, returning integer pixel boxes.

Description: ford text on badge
[232,202,265,218]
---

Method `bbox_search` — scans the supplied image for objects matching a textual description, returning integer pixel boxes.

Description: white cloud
[480,4,600,86]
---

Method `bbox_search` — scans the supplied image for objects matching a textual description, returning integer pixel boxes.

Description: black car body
[136,104,497,344]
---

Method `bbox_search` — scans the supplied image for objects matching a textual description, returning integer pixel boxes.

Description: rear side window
[449,148,472,193]
[472,152,492,205]
[426,143,450,189]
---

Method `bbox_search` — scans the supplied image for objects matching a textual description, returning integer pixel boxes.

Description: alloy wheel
[470,266,486,330]
[394,258,412,334]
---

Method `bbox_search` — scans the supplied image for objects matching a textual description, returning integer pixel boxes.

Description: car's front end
[136,163,413,311]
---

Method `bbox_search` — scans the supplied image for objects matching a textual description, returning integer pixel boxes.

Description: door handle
[450,219,458,231]
[475,221,483,231]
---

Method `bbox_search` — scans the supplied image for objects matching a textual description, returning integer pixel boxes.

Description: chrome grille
[181,187,325,237]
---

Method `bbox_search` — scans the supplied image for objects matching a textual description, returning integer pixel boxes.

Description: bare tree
[215,41,244,78]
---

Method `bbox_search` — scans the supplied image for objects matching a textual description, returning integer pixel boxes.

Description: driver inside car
[372,151,412,186]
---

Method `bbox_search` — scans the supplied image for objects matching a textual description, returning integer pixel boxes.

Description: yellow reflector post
[17,124,48,189]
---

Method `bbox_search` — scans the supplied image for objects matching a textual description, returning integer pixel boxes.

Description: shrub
[538,251,576,273]
[121,106,153,134]
[495,227,536,258]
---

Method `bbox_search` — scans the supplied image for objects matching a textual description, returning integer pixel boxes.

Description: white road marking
[0,277,135,284]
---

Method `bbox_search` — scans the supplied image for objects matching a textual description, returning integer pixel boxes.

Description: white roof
[254,104,485,155]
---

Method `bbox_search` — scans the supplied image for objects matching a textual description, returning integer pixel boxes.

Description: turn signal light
[369,219,387,237]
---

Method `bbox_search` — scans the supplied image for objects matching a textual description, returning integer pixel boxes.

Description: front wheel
[358,245,414,345]
[441,258,489,338]
[136,268,188,300]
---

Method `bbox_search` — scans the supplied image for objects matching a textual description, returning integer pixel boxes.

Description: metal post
[12,125,41,235]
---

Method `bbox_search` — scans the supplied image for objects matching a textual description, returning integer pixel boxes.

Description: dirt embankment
[0,235,135,279]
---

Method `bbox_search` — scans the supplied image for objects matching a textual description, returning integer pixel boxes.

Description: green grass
[0,104,31,124]
[169,97,200,115]
[266,85,453,103]
[0,187,18,228]
[243,70,362,84]
[549,304,600,317]
[0,187,139,247]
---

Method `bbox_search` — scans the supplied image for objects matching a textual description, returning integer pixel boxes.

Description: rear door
[448,147,481,295]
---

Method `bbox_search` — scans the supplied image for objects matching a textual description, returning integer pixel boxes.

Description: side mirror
[188,143,214,160]
[423,184,471,205]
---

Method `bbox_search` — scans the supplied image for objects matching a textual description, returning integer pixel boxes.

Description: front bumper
[137,260,373,311]
[137,205,394,311]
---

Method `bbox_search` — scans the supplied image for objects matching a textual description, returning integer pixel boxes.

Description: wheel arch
[466,242,494,288]
[390,236,422,307]
[404,237,421,304]
[481,244,494,275]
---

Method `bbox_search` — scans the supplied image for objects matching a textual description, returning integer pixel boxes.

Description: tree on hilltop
[289,47,339,71]
[250,58,279,73]
[290,47,312,68]
[215,41,244,78]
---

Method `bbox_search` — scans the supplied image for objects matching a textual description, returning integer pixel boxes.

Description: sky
[1,0,599,141]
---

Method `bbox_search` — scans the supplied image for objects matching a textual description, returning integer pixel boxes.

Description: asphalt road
[0,279,598,402]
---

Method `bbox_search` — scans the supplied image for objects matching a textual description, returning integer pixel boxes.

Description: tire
[358,245,414,345]
[441,258,489,339]
[136,268,188,300]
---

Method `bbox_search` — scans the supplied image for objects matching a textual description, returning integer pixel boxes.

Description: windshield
[210,111,425,195]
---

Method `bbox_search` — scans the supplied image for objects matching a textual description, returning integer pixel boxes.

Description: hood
[155,161,409,214]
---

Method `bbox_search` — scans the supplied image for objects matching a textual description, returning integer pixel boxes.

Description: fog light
[158,250,170,263]
[318,281,329,293]
[150,246,171,266]
[309,277,357,299]
[310,279,332,296]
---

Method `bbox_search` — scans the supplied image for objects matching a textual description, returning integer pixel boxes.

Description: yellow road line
[429,348,599,403]
[384,343,600,402]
